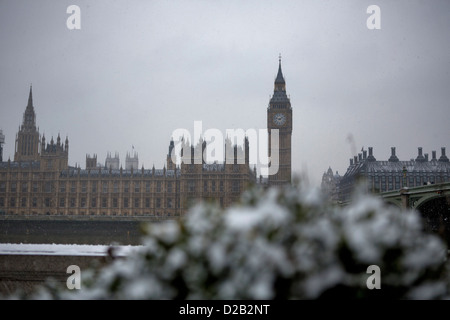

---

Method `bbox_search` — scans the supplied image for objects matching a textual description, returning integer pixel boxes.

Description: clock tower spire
[14,85,40,162]
[268,56,292,186]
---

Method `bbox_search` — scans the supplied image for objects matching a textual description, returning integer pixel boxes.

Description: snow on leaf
[24,184,450,300]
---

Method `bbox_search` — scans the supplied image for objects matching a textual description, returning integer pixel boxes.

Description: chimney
[350,158,353,166]
[367,147,376,161]
[425,153,429,162]
[432,151,437,161]
[439,147,449,162]
[354,156,358,164]
[358,153,362,161]
[416,147,426,162]
[363,150,367,159]
[389,147,399,162]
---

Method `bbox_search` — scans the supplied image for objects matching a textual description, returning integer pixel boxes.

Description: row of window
[8,211,173,217]
[72,211,171,217]
[188,180,241,193]
[1,179,244,194]
[271,104,288,109]
[368,176,445,192]
[0,197,176,209]
[369,174,448,187]
[0,180,176,194]
[0,172,52,179]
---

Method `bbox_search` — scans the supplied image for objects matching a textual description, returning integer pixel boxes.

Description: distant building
[321,167,341,203]
[0,129,4,162]
[0,59,293,216]
[14,86,42,163]
[0,87,255,216]
[336,147,450,202]
[267,56,292,185]
[86,154,99,170]
[105,152,120,170]
[125,152,139,171]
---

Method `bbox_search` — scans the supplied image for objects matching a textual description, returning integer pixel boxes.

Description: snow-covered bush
[35,184,449,299]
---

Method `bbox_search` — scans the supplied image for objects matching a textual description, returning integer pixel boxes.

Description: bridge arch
[380,183,450,245]
[416,195,450,245]
[380,182,450,210]
[414,193,448,209]
[382,198,402,209]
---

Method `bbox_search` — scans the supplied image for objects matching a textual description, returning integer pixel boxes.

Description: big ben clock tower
[268,56,292,186]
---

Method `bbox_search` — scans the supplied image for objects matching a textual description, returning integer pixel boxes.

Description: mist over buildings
[1,1,449,185]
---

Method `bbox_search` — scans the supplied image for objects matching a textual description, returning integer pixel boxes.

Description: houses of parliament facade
[0,60,293,217]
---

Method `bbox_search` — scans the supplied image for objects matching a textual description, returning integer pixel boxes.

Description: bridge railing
[381,182,450,209]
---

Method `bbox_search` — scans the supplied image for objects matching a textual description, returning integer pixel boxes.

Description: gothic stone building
[0,60,293,216]
[325,146,450,203]
[321,167,341,203]
[267,57,292,186]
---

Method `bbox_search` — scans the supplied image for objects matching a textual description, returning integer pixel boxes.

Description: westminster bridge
[381,182,450,244]
[381,182,450,210]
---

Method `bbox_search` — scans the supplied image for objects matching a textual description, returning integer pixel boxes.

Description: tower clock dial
[273,113,286,126]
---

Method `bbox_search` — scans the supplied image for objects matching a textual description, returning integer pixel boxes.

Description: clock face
[273,113,286,126]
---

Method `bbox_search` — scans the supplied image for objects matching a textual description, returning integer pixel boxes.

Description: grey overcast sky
[0,0,449,186]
